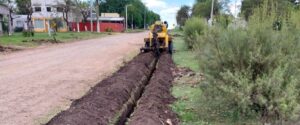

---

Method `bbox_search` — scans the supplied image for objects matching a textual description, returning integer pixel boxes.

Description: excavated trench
[47,52,178,125]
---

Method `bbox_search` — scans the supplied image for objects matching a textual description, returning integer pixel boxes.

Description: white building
[13,0,80,32]
[30,0,68,32]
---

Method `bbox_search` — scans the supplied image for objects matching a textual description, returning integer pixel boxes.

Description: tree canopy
[176,5,190,27]
[99,0,160,28]
[241,0,298,21]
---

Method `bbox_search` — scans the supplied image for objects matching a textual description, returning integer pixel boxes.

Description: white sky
[141,0,242,29]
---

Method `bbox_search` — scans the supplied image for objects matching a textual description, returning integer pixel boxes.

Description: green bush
[105,27,113,32]
[183,17,207,49]
[193,2,300,124]
[14,27,24,32]
[22,31,34,37]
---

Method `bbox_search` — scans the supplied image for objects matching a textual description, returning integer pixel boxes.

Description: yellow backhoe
[140,21,173,56]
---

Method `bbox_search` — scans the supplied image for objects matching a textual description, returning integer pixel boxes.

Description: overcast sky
[141,0,242,29]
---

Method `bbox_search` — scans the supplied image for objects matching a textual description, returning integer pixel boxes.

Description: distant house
[0,4,9,35]
[13,15,27,30]
[13,0,78,33]
[30,0,69,32]
[14,0,125,33]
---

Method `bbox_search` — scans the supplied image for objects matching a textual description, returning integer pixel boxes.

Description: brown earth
[0,32,147,125]
[0,45,20,53]
[46,53,156,125]
[26,39,62,44]
[127,53,179,125]
[46,53,179,125]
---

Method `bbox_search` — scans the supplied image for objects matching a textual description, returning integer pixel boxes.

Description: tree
[192,0,221,20]
[176,5,190,27]
[241,0,263,21]
[16,0,33,36]
[98,0,160,28]
[58,0,75,30]
[99,0,128,14]
[241,0,297,21]
[95,0,100,32]
[0,0,14,35]
[74,0,90,22]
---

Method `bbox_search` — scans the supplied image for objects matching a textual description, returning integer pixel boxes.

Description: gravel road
[0,32,146,125]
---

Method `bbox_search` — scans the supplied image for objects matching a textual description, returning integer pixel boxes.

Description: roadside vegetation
[124,29,146,33]
[173,0,300,124]
[0,32,107,47]
[0,0,160,50]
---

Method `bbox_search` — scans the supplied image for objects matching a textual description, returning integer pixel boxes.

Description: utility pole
[90,0,93,32]
[45,0,51,36]
[131,14,133,30]
[234,0,237,25]
[96,0,100,33]
[125,4,132,31]
[209,0,215,26]
[8,0,13,36]
[144,9,146,29]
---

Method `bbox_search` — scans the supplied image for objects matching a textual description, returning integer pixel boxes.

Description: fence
[70,22,124,32]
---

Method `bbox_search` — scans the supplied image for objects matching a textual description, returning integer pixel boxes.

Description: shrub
[194,2,300,124]
[183,17,207,49]
[105,27,113,32]
[14,27,24,32]
[22,31,34,37]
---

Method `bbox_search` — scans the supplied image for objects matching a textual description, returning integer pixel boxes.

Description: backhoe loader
[140,21,173,56]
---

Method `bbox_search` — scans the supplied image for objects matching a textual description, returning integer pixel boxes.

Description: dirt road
[0,32,146,125]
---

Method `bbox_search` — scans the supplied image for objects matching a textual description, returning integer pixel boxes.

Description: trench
[114,57,159,125]
[46,53,158,125]
[46,53,177,125]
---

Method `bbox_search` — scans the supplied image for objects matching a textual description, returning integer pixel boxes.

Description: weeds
[183,0,300,124]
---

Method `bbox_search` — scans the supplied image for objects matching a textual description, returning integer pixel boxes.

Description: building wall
[13,15,27,29]
[31,0,67,32]
[31,0,64,18]
[71,22,125,32]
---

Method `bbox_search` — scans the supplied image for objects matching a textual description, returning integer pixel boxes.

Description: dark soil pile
[127,53,180,125]
[0,45,20,52]
[0,45,5,52]
[173,67,204,86]
[47,53,156,125]
[22,39,62,44]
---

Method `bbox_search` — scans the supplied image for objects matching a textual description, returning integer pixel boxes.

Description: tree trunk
[27,14,33,36]
[96,0,100,33]
[64,12,69,31]
[9,8,13,36]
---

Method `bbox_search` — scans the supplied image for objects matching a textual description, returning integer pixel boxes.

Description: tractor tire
[168,41,173,55]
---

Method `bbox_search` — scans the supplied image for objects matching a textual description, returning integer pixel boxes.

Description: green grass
[0,32,108,47]
[124,29,146,33]
[170,29,206,124]
[172,85,208,125]
[172,39,199,71]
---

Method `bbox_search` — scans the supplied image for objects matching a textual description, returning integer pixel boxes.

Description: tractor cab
[141,21,173,56]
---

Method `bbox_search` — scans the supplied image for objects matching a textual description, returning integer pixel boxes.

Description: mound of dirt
[46,53,156,125]
[0,45,20,53]
[0,45,5,52]
[22,39,62,44]
[173,67,204,86]
[127,53,180,125]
